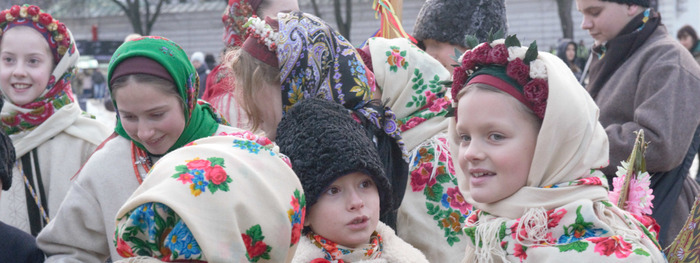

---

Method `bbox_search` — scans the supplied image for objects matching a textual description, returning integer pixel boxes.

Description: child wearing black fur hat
[276,98,427,262]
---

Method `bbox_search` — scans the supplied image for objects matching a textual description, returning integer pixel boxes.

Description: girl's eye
[150,112,165,119]
[28,58,39,64]
[460,135,471,143]
[489,133,505,141]
[359,179,374,189]
[325,186,340,196]
[121,115,137,121]
[2,57,13,63]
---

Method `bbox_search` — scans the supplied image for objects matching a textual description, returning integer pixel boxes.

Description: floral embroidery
[164,221,202,259]
[412,142,471,246]
[242,224,272,262]
[309,231,382,261]
[589,236,633,258]
[385,45,408,72]
[115,203,183,260]
[405,69,443,109]
[171,157,233,196]
[288,189,306,246]
[559,206,607,243]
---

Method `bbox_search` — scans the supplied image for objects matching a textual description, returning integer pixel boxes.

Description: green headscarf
[107,36,224,154]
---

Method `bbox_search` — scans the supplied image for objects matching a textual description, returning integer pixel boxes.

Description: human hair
[456,82,542,129]
[677,25,699,49]
[110,74,185,110]
[228,48,280,131]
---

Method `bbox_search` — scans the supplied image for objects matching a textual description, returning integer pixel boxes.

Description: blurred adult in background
[190,51,209,98]
[577,0,700,247]
[412,0,507,71]
[678,25,700,65]
[204,53,217,71]
[556,39,585,80]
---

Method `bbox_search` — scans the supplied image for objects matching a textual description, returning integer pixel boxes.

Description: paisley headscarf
[0,5,79,136]
[107,36,227,155]
[275,13,409,227]
[448,45,664,262]
[115,132,305,262]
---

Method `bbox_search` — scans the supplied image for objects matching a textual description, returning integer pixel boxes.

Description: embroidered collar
[308,230,383,261]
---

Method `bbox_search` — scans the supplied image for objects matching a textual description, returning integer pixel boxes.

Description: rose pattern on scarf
[288,189,306,246]
[171,157,233,197]
[411,145,471,246]
[243,224,272,262]
[464,199,659,261]
[309,231,383,261]
[386,45,408,72]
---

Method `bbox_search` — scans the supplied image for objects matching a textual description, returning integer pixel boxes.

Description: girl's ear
[626,4,641,17]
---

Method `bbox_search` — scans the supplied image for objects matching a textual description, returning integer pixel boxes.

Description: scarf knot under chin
[308,230,383,262]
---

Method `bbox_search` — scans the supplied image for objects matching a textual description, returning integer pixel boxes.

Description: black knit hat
[275,98,393,215]
[413,0,507,47]
[0,99,15,191]
[602,0,649,7]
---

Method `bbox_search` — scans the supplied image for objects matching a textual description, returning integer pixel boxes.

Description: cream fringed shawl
[448,51,665,262]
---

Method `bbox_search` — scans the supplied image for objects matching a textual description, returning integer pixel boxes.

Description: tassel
[471,217,509,263]
[371,0,417,43]
[515,207,551,246]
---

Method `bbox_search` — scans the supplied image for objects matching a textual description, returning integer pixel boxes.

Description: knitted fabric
[275,98,393,215]
[412,0,507,47]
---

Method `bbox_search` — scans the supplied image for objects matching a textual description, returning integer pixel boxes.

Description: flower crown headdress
[243,15,279,52]
[0,5,72,63]
[450,31,548,119]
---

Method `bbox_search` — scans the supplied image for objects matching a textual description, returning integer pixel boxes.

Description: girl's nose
[347,189,365,211]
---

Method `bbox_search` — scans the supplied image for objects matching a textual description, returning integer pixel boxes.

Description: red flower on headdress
[506,58,530,86]
[461,51,476,70]
[57,23,67,34]
[0,10,7,24]
[451,66,468,100]
[9,5,20,18]
[523,78,548,104]
[488,44,509,65]
[471,43,492,65]
[26,5,40,17]
[38,13,52,26]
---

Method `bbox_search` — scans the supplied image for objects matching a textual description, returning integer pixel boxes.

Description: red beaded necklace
[130,142,152,185]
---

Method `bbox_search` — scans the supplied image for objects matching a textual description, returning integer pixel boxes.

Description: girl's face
[304,172,381,248]
[577,0,639,46]
[114,80,186,155]
[0,27,54,106]
[456,89,539,204]
[566,43,576,61]
[680,34,694,50]
[253,80,282,140]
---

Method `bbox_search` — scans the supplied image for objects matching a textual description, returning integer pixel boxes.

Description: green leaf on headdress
[486,28,494,43]
[465,35,479,50]
[450,48,462,64]
[493,29,505,40]
[440,80,453,87]
[524,40,538,64]
[505,35,521,48]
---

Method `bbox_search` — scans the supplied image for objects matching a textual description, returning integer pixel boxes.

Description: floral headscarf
[107,36,227,155]
[222,0,260,47]
[276,12,406,158]
[0,5,79,135]
[448,43,664,262]
[115,132,305,262]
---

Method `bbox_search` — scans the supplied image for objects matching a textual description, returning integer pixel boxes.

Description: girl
[449,37,665,262]
[113,132,305,262]
[202,0,299,128]
[36,36,241,262]
[556,39,584,80]
[0,5,110,236]
[230,12,408,229]
[359,37,471,262]
[276,98,428,262]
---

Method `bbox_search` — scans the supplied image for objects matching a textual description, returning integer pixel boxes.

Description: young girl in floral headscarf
[36,36,242,262]
[113,131,305,263]
[357,37,471,262]
[449,36,665,262]
[202,0,298,128]
[0,4,110,236]
[230,12,408,229]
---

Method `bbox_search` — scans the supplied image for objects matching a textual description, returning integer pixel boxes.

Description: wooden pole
[387,0,403,39]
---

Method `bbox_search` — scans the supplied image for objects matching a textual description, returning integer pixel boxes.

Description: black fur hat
[275,98,393,215]
[413,0,508,47]
[602,0,649,7]
[0,99,15,191]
